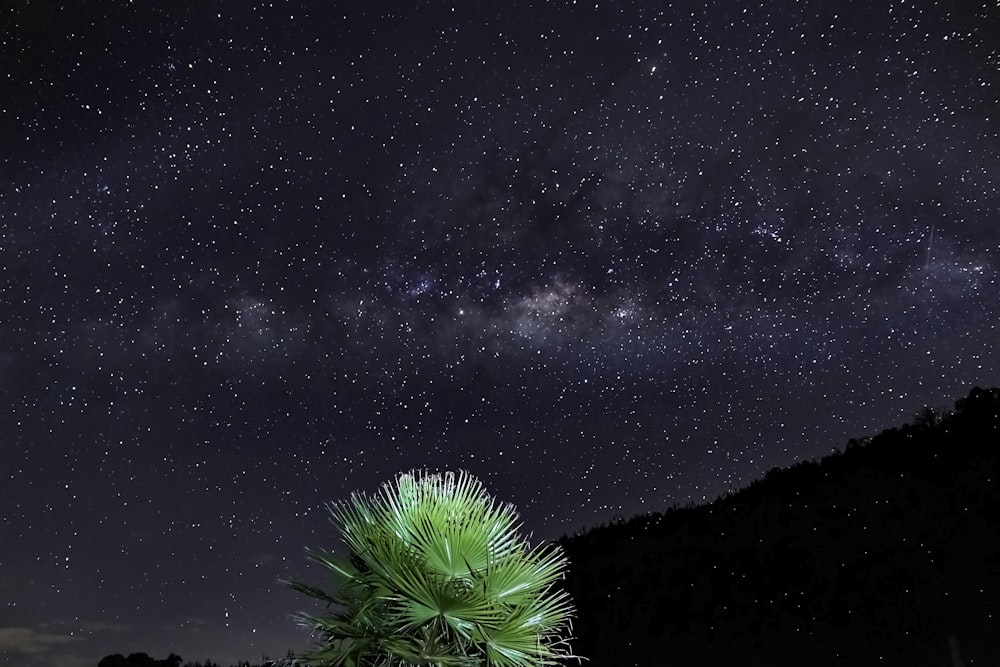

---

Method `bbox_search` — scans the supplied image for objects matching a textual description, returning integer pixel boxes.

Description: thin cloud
[0,626,83,654]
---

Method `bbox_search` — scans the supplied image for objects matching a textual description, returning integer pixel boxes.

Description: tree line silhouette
[555,386,1000,666]
[96,651,280,667]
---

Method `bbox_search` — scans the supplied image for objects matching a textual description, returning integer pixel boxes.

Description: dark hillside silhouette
[98,655,183,667]
[557,386,1000,667]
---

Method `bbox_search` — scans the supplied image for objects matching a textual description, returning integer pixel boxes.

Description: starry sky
[2,1,998,665]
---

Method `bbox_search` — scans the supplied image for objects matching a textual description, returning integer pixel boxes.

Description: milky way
[2,2,998,665]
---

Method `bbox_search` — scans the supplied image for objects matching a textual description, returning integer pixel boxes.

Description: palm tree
[281,469,580,667]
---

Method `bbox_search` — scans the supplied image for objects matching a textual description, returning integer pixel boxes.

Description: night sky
[2,1,998,665]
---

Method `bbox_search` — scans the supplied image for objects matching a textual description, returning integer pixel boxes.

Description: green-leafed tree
[281,469,580,667]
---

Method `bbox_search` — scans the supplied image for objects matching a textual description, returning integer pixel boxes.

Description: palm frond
[479,545,568,606]
[282,578,346,607]
[283,469,581,667]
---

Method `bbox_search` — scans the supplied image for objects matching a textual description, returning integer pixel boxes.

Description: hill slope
[557,386,1000,667]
